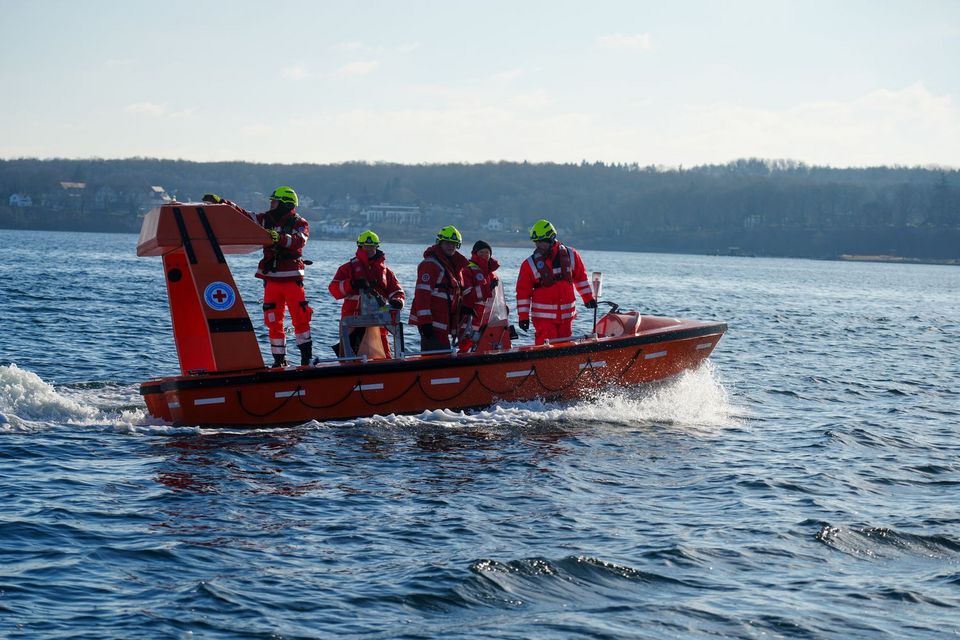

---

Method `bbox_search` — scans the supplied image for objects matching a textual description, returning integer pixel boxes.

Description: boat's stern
[140,379,173,422]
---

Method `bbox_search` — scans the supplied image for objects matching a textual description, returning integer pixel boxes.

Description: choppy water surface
[1,229,958,639]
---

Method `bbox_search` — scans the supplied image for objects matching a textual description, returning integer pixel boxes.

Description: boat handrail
[400,347,458,358]
[312,354,369,365]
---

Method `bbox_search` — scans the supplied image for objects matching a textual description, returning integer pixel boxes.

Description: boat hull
[140,317,726,427]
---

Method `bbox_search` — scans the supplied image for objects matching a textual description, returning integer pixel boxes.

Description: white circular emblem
[203,281,236,311]
[421,273,430,282]
[476,273,485,282]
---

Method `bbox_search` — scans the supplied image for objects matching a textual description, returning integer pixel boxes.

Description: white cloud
[282,65,308,80]
[596,33,653,52]
[333,41,364,52]
[105,58,136,68]
[240,123,273,136]
[335,60,380,78]
[670,82,960,166]
[490,68,525,83]
[332,41,420,55]
[125,102,166,117]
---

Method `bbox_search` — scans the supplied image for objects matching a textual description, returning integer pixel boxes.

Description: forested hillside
[1,158,957,260]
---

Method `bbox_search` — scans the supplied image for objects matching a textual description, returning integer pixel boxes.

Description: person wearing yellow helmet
[409,225,470,351]
[516,218,596,345]
[201,187,313,367]
[328,230,405,357]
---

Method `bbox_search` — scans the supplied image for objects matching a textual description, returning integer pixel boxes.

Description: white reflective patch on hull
[194,397,225,406]
[696,342,714,350]
[354,383,384,391]
[579,361,607,370]
[644,351,667,360]
[169,402,180,409]
[274,390,305,398]
[430,377,460,385]
[506,370,533,378]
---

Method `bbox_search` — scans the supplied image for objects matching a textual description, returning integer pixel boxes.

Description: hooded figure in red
[329,230,404,357]
[409,226,470,351]
[459,240,503,351]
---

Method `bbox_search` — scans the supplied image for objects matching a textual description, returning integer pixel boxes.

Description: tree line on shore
[1,157,957,260]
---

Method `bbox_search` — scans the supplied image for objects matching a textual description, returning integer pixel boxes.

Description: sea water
[0,229,958,639]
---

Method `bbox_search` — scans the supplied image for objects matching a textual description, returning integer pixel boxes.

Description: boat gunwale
[141,321,726,396]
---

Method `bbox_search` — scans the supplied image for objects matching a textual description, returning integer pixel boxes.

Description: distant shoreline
[3,224,957,266]
[836,254,959,266]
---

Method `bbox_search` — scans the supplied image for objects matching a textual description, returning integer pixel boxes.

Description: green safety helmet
[530,219,557,242]
[269,186,299,207]
[357,229,380,247]
[436,225,462,248]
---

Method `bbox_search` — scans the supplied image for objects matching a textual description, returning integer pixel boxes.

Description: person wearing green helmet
[409,225,470,351]
[328,229,405,357]
[201,187,313,367]
[516,218,596,345]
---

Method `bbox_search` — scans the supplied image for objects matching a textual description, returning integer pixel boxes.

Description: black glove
[490,279,499,289]
[350,279,369,291]
[201,193,223,204]
[461,307,475,319]
[585,299,598,309]
[519,319,530,332]
[388,299,403,310]
[419,324,434,339]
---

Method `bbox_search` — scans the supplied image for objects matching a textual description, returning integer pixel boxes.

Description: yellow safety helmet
[436,225,462,248]
[269,186,299,207]
[357,230,380,247]
[530,219,557,242]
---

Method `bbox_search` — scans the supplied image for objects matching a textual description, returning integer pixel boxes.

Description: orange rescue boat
[137,202,727,426]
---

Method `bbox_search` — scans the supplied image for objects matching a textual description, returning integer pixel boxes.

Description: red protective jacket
[409,245,469,333]
[461,254,502,332]
[224,200,309,281]
[516,241,594,323]
[328,248,405,318]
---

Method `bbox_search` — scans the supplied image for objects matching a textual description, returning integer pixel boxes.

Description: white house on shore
[359,203,422,225]
[8,193,32,207]
[483,217,505,231]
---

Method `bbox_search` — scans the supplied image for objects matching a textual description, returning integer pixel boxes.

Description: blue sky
[1,0,958,166]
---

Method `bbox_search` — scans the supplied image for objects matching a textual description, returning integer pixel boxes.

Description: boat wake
[0,364,194,434]
[330,361,740,433]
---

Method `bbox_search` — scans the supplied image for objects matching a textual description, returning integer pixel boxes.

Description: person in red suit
[328,230,405,357]
[459,240,503,352]
[516,219,596,345]
[202,187,313,367]
[409,226,470,351]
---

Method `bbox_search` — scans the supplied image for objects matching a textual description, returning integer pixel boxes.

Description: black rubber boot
[299,341,313,366]
[272,354,287,368]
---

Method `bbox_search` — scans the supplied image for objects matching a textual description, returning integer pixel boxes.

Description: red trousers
[262,280,313,354]
[532,318,573,345]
